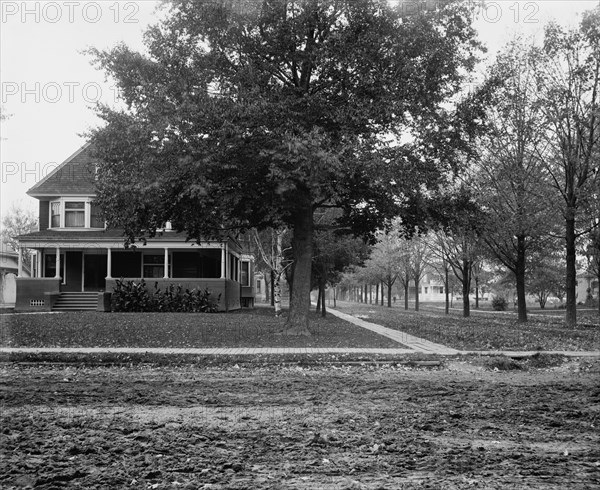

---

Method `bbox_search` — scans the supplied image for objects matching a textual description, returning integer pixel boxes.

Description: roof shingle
[27,143,97,197]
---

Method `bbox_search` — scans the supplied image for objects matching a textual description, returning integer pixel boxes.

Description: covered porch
[15,233,250,312]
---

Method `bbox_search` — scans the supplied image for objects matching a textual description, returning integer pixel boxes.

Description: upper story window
[90,202,104,228]
[51,202,61,227]
[49,198,105,229]
[65,202,85,227]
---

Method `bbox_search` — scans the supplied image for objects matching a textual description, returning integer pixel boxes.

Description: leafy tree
[407,233,431,311]
[434,194,483,317]
[425,247,452,314]
[396,240,413,310]
[312,211,369,317]
[529,263,565,309]
[1,206,38,269]
[534,7,600,327]
[88,0,482,334]
[362,230,406,307]
[475,39,556,323]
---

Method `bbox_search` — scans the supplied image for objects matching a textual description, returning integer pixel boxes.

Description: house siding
[39,201,49,230]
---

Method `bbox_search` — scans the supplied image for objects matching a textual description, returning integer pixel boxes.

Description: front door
[84,255,107,291]
[63,251,82,292]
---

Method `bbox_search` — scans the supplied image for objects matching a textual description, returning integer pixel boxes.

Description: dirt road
[1,359,599,489]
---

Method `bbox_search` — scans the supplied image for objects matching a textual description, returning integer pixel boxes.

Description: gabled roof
[27,142,97,197]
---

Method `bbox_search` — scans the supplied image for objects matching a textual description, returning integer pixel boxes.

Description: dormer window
[49,198,105,229]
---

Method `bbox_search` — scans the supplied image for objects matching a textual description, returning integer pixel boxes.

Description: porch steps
[52,292,98,311]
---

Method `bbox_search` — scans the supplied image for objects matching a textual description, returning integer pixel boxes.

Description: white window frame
[64,201,86,228]
[50,201,61,228]
[240,261,251,287]
[48,197,106,230]
[141,252,171,279]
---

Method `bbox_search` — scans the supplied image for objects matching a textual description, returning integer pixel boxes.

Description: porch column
[225,244,230,279]
[106,248,112,279]
[17,245,23,277]
[163,248,169,279]
[55,247,61,279]
[221,245,226,279]
[37,251,42,278]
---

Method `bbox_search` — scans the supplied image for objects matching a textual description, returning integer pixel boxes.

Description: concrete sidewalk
[0,346,415,356]
[326,308,459,355]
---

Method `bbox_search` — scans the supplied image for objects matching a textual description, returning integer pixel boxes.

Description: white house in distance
[14,143,255,312]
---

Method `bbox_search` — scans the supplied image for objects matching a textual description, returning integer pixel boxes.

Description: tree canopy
[88,0,483,332]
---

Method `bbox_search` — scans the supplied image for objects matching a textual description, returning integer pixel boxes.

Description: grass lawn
[333,301,600,351]
[0,308,404,349]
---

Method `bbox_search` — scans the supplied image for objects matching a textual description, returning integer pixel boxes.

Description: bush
[111,279,219,313]
[491,296,508,311]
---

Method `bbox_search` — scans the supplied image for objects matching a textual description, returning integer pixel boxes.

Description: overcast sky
[1,0,598,219]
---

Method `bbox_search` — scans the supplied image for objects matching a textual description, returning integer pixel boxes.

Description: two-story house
[14,143,255,312]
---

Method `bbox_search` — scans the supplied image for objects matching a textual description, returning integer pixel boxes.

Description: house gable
[27,143,97,197]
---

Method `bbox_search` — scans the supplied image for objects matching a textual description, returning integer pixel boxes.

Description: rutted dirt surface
[1,360,599,489]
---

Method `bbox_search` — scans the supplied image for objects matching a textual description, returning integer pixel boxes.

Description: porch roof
[16,229,239,251]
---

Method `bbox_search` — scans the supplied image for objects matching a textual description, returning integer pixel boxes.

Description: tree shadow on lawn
[0,308,404,349]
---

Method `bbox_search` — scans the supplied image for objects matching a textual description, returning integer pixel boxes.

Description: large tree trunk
[381,282,384,306]
[404,283,409,310]
[515,234,528,323]
[284,207,313,336]
[565,213,577,327]
[387,279,392,307]
[375,283,379,304]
